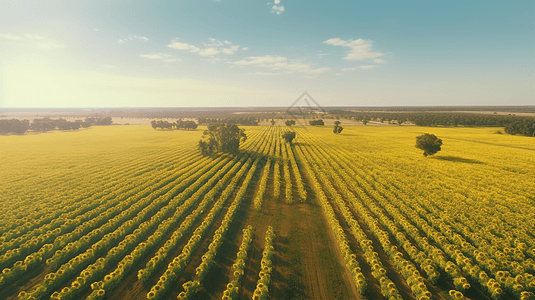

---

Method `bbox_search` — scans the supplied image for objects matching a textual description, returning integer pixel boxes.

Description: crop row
[1,151,207,290]
[251,226,275,300]
[301,129,535,299]
[221,225,255,300]
[293,142,367,295]
[17,149,238,300]
[145,127,268,300]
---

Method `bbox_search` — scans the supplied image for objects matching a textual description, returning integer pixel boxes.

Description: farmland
[1,125,535,300]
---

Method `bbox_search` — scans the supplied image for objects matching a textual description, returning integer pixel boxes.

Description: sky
[0,0,534,108]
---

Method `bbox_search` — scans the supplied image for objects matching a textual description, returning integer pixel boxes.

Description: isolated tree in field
[333,125,343,134]
[282,131,296,145]
[199,123,247,156]
[285,120,296,126]
[416,133,443,157]
[333,121,343,134]
[271,119,276,126]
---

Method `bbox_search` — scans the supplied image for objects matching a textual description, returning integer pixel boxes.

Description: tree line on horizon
[0,117,112,135]
[150,119,198,130]
[331,111,535,137]
[197,116,258,126]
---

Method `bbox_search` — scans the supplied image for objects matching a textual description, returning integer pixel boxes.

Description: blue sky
[0,0,533,107]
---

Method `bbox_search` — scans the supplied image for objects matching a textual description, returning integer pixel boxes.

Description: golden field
[1,124,534,300]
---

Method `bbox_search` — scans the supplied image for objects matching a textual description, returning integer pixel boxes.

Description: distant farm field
[1,125,535,300]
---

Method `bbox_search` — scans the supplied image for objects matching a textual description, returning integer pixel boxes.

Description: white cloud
[255,72,282,76]
[360,65,378,70]
[118,35,149,43]
[374,58,386,64]
[199,48,220,56]
[242,47,249,51]
[140,53,180,62]
[235,55,329,75]
[24,34,46,40]
[342,67,356,71]
[36,42,65,50]
[0,33,65,49]
[274,0,280,3]
[324,38,384,61]
[235,55,287,65]
[271,5,285,14]
[221,45,240,55]
[167,41,201,52]
[168,38,244,57]
[0,33,24,40]
[207,38,224,47]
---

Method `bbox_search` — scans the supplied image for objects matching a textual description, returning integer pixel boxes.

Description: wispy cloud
[118,35,149,43]
[270,0,285,14]
[271,5,285,15]
[254,72,282,76]
[36,42,65,50]
[199,48,220,56]
[168,41,201,52]
[0,33,24,40]
[342,67,356,71]
[0,33,65,49]
[140,53,180,63]
[324,38,385,61]
[221,45,239,55]
[168,38,243,57]
[235,55,329,75]
[360,65,378,70]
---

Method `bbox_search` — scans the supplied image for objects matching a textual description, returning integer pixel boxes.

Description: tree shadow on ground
[433,155,485,165]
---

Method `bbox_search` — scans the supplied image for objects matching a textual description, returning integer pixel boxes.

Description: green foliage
[309,119,324,126]
[415,133,443,157]
[333,121,343,134]
[285,120,296,126]
[282,131,296,145]
[199,123,247,156]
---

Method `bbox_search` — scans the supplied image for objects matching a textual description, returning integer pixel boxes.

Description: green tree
[285,120,296,126]
[416,133,443,157]
[199,123,247,156]
[333,126,343,134]
[282,131,296,145]
[309,119,324,126]
[333,121,343,134]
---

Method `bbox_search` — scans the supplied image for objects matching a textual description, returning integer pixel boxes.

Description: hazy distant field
[1,125,534,300]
